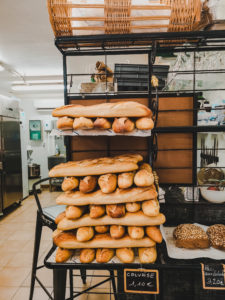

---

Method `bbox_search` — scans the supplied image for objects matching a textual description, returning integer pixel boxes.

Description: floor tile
[12,286,52,300]
[6,252,34,268]
[0,287,18,300]
[0,267,30,287]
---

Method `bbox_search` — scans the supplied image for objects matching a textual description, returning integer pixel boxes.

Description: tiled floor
[0,190,114,300]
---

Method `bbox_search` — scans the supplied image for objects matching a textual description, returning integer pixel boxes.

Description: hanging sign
[201,263,225,290]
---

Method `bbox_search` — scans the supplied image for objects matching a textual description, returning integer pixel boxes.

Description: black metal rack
[47,31,225,299]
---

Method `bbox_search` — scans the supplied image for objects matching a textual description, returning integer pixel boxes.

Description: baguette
[98,174,117,194]
[52,102,152,118]
[79,176,97,193]
[118,172,134,189]
[57,117,74,130]
[138,247,157,263]
[62,177,79,192]
[146,226,163,243]
[128,226,145,240]
[65,205,86,220]
[55,248,73,263]
[94,118,111,130]
[106,204,125,218]
[142,199,160,217]
[54,233,155,249]
[96,248,114,263]
[58,211,166,231]
[76,227,94,242]
[110,225,125,239]
[134,169,154,187]
[116,248,134,263]
[80,249,95,263]
[136,117,154,130]
[112,118,135,133]
[56,186,157,206]
[73,117,94,130]
[55,211,66,225]
[95,225,109,234]
[89,205,106,219]
[125,202,141,213]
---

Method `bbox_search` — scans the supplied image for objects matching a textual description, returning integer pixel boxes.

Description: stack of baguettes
[50,153,166,264]
[53,101,154,133]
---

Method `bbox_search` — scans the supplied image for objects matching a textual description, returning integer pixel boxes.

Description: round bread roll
[140,163,152,173]
[80,248,96,263]
[118,172,134,189]
[106,204,125,218]
[125,202,141,213]
[62,177,79,192]
[207,224,225,250]
[110,225,125,239]
[138,247,157,263]
[112,118,135,133]
[134,169,154,187]
[66,205,86,220]
[96,248,115,263]
[73,117,94,130]
[136,117,154,130]
[116,248,134,263]
[89,205,105,219]
[98,174,117,194]
[57,117,74,130]
[95,225,109,234]
[76,227,94,242]
[55,248,73,263]
[79,176,97,193]
[142,199,160,217]
[128,226,145,240]
[146,226,163,243]
[94,118,111,130]
[55,211,66,225]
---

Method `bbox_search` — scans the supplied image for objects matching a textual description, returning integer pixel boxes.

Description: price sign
[201,263,225,290]
[124,269,159,294]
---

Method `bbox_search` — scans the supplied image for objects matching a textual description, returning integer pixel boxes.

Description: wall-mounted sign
[124,268,159,294]
[29,120,41,140]
[201,263,225,290]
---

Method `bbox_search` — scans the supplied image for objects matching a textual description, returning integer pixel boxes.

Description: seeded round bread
[173,224,210,249]
[207,224,225,250]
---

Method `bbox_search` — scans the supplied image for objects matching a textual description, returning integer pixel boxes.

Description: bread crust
[55,247,73,263]
[95,225,109,234]
[62,177,79,192]
[55,211,66,225]
[80,248,96,263]
[128,226,145,240]
[65,205,86,220]
[73,117,94,130]
[110,225,125,239]
[136,117,154,130]
[98,174,117,194]
[112,118,135,133]
[207,224,225,250]
[116,248,134,263]
[57,117,74,130]
[89,205,106,219]
[138,247,157,263]
[125,202,141,213]
[76,227,94,242]
[118,172,134,189]
[94,118,111,129]
[146,226,163,243]
[96,248,115,263]
[134,169,154,187]
[79,176,97,193]
[142,199,160,217]
[106,204,125,218]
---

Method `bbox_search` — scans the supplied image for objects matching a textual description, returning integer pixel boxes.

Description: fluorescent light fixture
[0,65,4,72]
[12,84,65,91]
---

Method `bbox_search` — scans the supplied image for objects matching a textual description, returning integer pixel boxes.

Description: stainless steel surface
[28,164,40,178]
[2,117,21,151]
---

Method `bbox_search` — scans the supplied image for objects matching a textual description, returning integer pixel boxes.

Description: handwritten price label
[201,263,225,290]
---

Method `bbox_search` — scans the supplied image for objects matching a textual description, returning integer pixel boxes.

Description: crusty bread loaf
[140,163,152,173]
[112,118,135,133]
[55,248,73,263]
[110,225,125,239]
[206,224,225,250]
[98,174,117,194]
[73,117,94,130]
[136,117,154,130]
[80,248,96,263]
[95,225,109,234]
[142,199,160,217]
[138,247,157,263]
[134,169,154,187]
[54,233,155,249]
[128,226,145,240]
[58,211,166,231]
[79,176,97,193]
[96,248,115,263]
[57,117,74,130]
[94,118,111,129]
[89,205,106,219]
[76,227,94,242]
[65,205,86,220]
[56,186,157,206]
[125,202,141,213]
[49,154,142,177]
[146,226,163,243]
[106,204,125,218]
[52,102,152,118]
[118,172,134,189]
[116,248,134,263]
[55,211,66,225]
[173,224,210,249]
[52,229,63,239]
[62,177,79,192]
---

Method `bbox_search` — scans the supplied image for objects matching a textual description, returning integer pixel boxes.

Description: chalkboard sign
[201,263,225,290]
[124,268,159,294]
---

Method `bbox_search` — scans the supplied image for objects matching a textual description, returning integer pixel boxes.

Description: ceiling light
[0,65,5,72]
[11,84,65,91]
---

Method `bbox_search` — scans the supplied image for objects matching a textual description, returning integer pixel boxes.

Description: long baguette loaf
[56,186,157,206]
[52,102,152,118]
[58,211,166,231]
[54,233,155,249]
[49,154,143,177]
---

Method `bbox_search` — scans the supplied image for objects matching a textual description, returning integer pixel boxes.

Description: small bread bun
[98,174,117,194]
[94,118,111,130]
[55,211,66,225]
[95,225,109,234]
[139,163,152,173]
[146,226,163,243]
[112,118,135,133]
[76,227,94,242]
[142,199,160,217]
[118,172,134,189]
[89,205,105,219]
[136,117,154,130]
[80,248,95,263]
[62,177,79,192]
[106,204,125,218]
[128,226,145,240]
[138,247,157,263]
[116,248,134,263]
[55,248,73,263]
[110,225,125,239]
[73,117,94,130]
[96,248,114,263]
[79,176,97,193]
[134,169,154,187]
[65,205,86,220]
[57,117,74,130]
[125,202,141,213]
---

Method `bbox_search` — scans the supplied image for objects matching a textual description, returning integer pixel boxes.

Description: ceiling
[0,0,63,98]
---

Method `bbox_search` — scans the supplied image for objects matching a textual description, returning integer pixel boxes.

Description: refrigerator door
[2,117,21,151]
